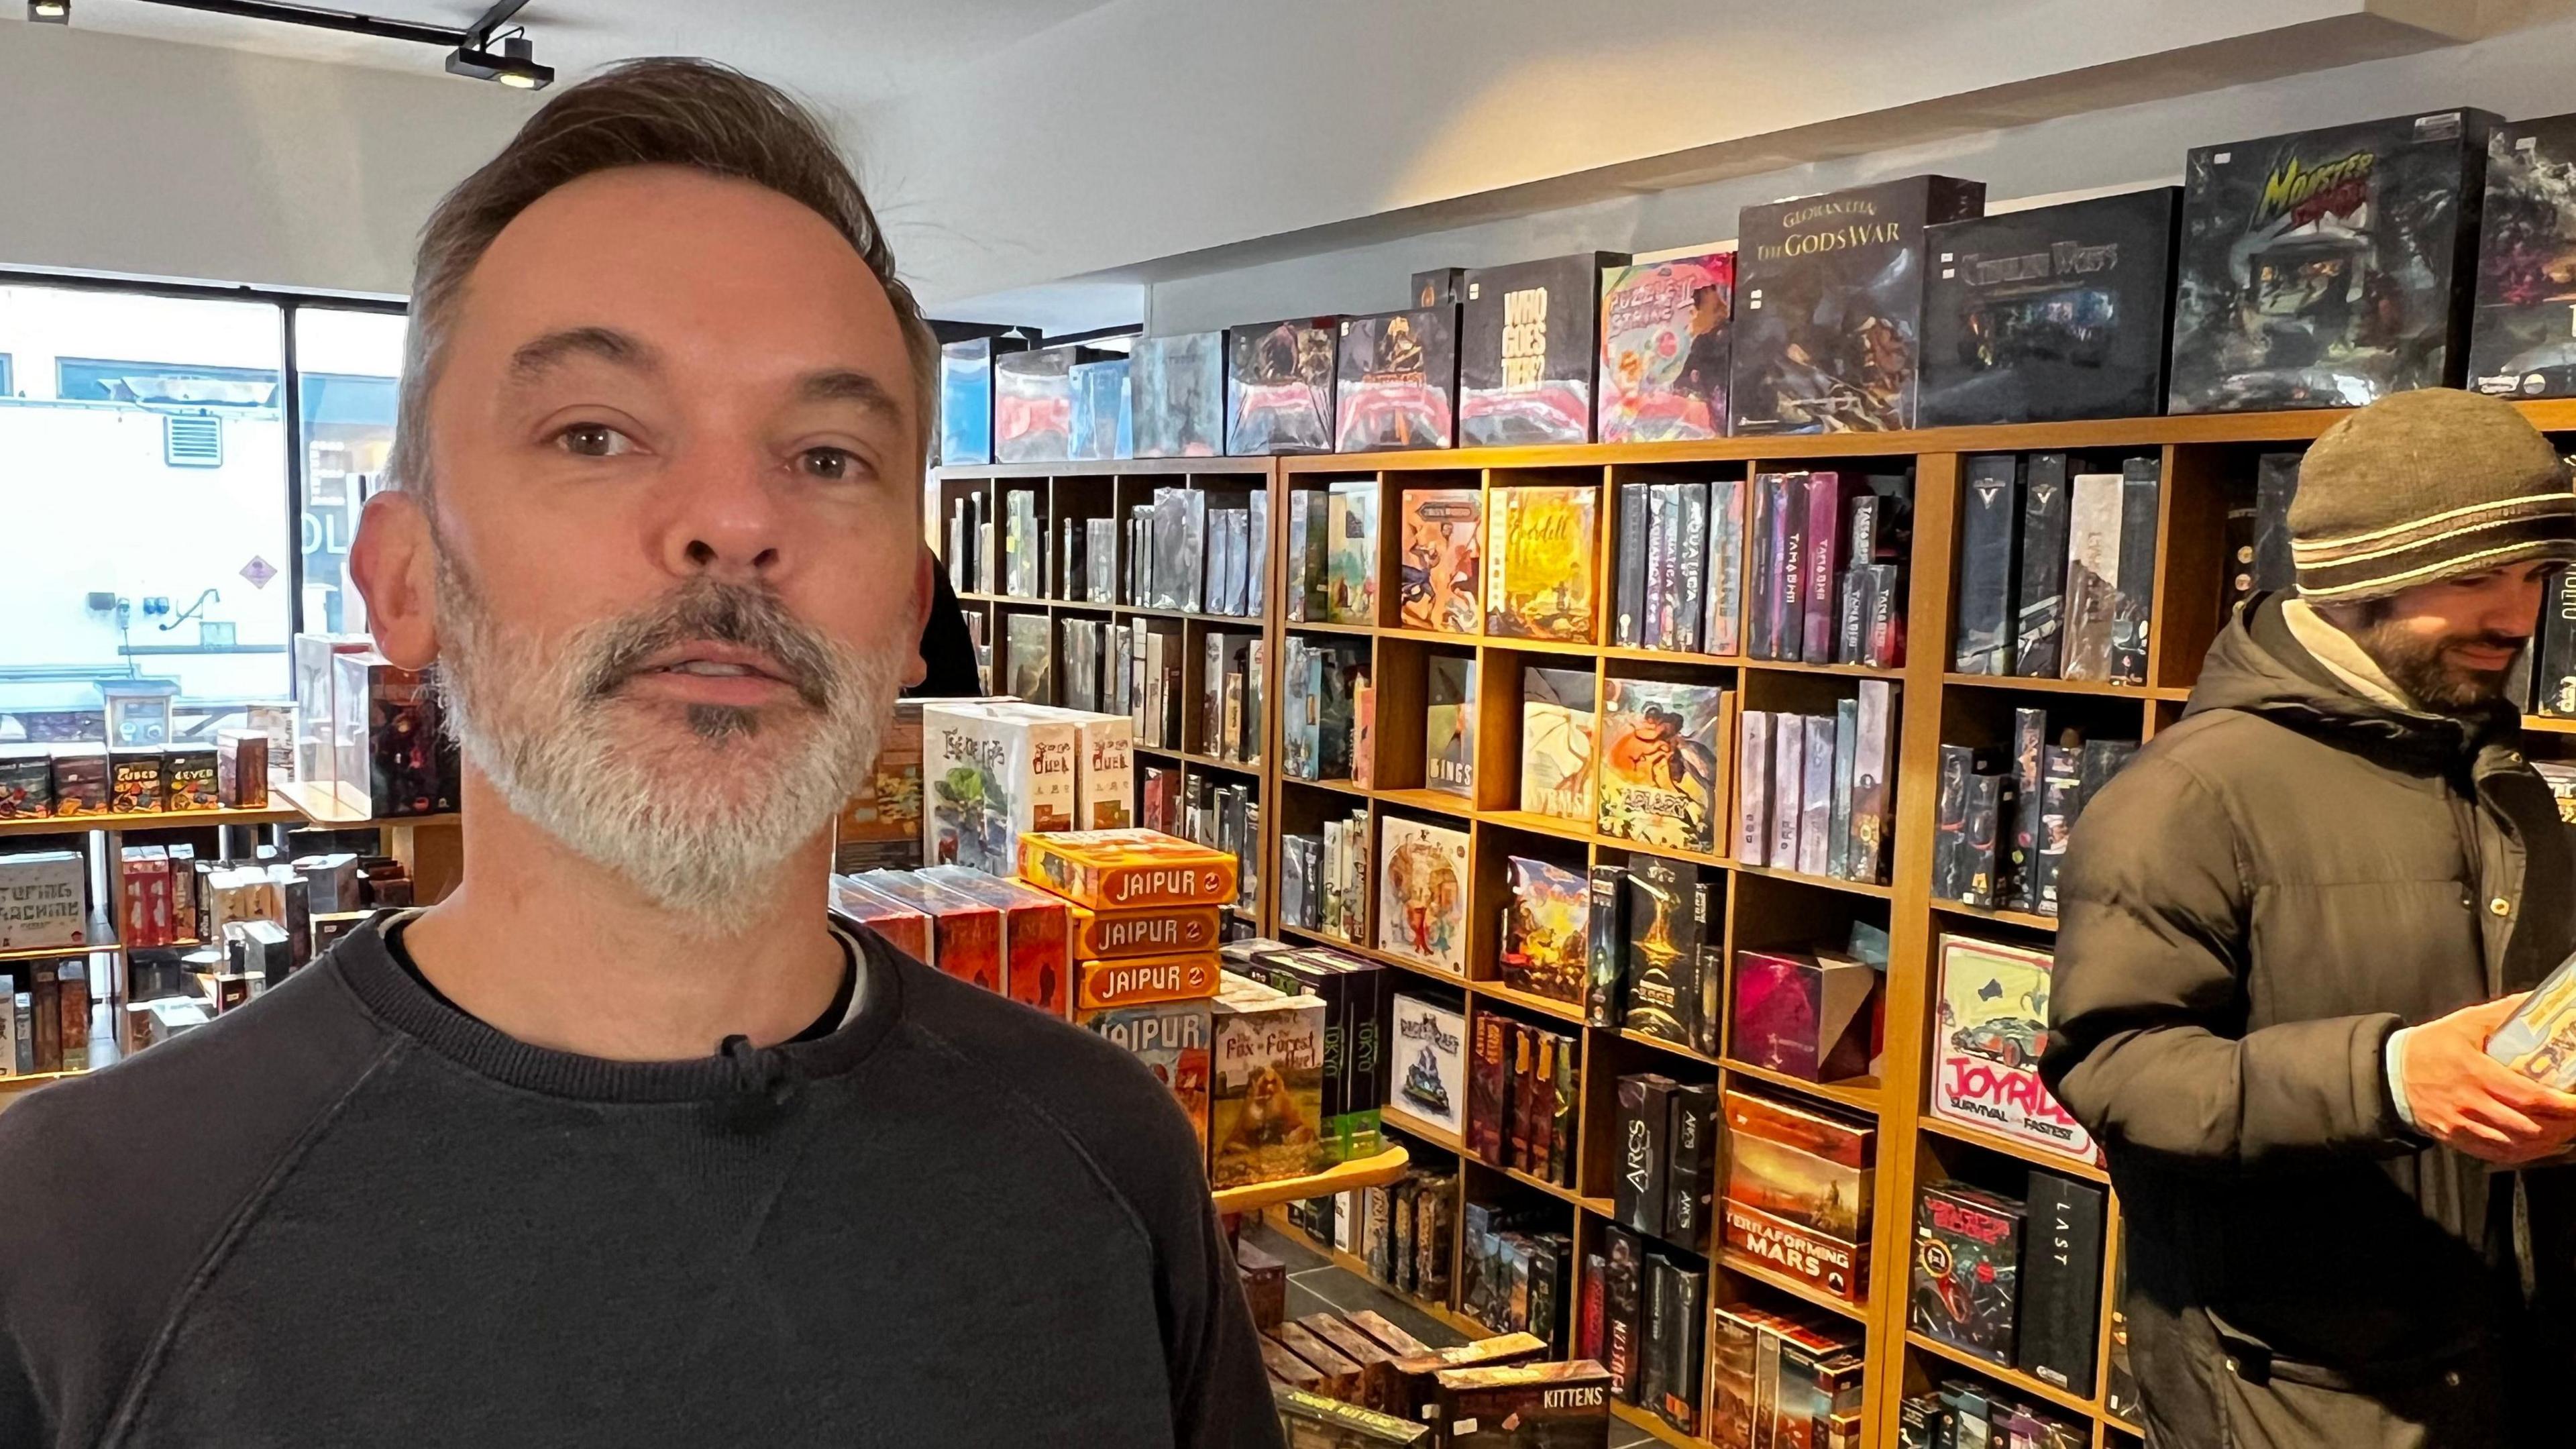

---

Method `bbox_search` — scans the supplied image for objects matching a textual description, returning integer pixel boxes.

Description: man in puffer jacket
[2044,388,2576,1448]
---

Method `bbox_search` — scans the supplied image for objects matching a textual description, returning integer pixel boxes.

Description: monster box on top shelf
[2168,107,2497,414]
[1598,251,1735,443]
[1731,174,1986,435]
[1457,251,1629,447]
[1918,189,2182,427]
[331,652,458,819]
[1334,306,1458,452]
[2470,111,2576,400]
[1227,317,1339,455]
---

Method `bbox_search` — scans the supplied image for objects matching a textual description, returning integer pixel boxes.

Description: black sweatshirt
[0,918,1285,1448]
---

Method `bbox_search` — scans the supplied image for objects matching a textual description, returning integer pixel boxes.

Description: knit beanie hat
[2291,388,2576,601]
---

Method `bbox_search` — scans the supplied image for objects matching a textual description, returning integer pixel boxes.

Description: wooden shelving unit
[934,398,2576,1448]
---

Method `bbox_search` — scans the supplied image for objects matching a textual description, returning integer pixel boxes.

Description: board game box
[1930,934,2099,1165]
[1486,485,1599,641]
[1328,480,1381,625]
[1211,975,1333,1188]
[1069,356,1132,461]
[2169,109,2497,413]
[1731,951,1876,1083]
[1721,1089,1876,1304]
[1731,175,1986,435]
[922,702,1075,874]
[1426,655,1478,798]
[1501,856,1589,1004]
[1079,997,1213,1150]
[994,343,1081,463]
[1911,1181,2027,1364]
[922,865,1073,1017]
[1336,306,1459,451]
[849,869,1002,996]
[1458,251,1629,446]
[1377,817,1470,975]
[938,336,1008,466]
[1597,678,1727,853]
[1919,189,2181,426]
[1390,991,1467,1136]
[1227,317,1338,455]
[1016,827,1239,910]
[1431,1359,1612,1447]
[1519,666,1598,823]
[0,850,87,951]
[1067,901,1220,960]
[1599,251,1735,443]
[2470,113,2576,399]
[1397,489,1483,633]
[2487,941,2576,1087]
[1620,856,1707,1049]
[1130,331,1226,458]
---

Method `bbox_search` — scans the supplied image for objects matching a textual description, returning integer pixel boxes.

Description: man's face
[380,166,926,917]
[2348,560,2553,716]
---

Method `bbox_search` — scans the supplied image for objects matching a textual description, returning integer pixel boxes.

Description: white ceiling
[20,0,1120,107]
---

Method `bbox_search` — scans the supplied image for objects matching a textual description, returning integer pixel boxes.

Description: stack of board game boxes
[918,702,1133,876]
[1224,934,1395,1169]
[1735,683,1900,888]
[1609,472,1909,668]
[1267,1321,1615,1448]
[1949,454,2163,686]
[1934,713,2138,916]
[1460,1203,1578,1357]
[1463,1011,1580,1195]
[1591,1075,1716,1436]
[1905,1166,2108,1402]
[0,733,270,819]
[1282,1159,1458,1309]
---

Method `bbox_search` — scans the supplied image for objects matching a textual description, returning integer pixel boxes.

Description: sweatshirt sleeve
[2041,759,2414,1172]
[1165,1189,1289,1449]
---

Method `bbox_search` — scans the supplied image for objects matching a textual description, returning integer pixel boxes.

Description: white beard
[432,555,908,926]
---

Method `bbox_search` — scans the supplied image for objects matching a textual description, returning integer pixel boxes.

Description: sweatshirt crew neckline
[328,913,906,1103]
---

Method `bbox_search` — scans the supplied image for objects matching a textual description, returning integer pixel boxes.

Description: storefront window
[294,308,405,637]
[0,284,292,743]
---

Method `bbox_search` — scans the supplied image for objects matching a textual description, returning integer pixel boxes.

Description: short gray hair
[388,57,937,499]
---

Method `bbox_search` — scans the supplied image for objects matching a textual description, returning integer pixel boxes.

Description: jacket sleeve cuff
[2384,1024,2420,1132]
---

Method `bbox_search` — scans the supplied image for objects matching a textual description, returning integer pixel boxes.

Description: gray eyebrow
[508,326,657,384]
[798,369,907,425]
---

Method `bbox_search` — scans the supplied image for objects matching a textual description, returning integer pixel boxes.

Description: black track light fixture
[445,30,551,91]
[28,0,71,22]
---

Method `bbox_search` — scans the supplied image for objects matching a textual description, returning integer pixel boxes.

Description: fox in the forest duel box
[1017,828,1238,912]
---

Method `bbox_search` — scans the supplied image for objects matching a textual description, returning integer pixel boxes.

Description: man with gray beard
[0,60,1283,1449]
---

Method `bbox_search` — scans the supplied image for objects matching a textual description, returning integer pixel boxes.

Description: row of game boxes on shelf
[0,959,93,1077]
[1909,1169,2109,1398]
[1736,685,1900,885]
[950,486,1273,619]
[1269,1339,1610,1448]
[1003,615,1265,773]
[1138,767,1263,918]
[120,852,402,1046]
[1279,805,1374,946]
[1701,1302,1868,1449]
[1627,472,1912,669]
[1285,1165,1458,1309]
[958,109,2576,466]
[0,734,268,819]
[1263,1307,1538,1420]
[292,638,460,819]
[1951,455,2163,685]
[1583,1219,1714,1437]
[0,839,396,952]
[1937,718,2137,916]
[1285,483,1606,646]
[918,702,1134,876]
[1896,1382,2084,1449]
[1460,1205,1575,1356]
[1280,637,1366,785]
[1463,1015,1580,1192]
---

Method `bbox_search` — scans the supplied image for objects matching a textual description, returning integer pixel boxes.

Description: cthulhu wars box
[1731,175,1986,435]
[1209,973,1332,1188]
[2471,113,2576,400]
[2169,108,2496,413]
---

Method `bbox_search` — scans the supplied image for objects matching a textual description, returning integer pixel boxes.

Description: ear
[901,545,935,689]
[351,490,442,671]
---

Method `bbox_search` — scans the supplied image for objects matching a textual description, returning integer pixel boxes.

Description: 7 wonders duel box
[2168,107,2497,414]
[1730,175,1986,435]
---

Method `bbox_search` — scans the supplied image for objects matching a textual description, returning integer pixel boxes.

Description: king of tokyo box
[1210,973,1332,1189]
[1076,952,1221,1010]
[1018,828,1238,911]
[1069,901,1221,959]
[0,851,89,950]
[1929,934,2099,1167]
[1080,998,1213,1152]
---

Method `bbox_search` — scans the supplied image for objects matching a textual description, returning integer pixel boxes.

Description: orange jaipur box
[1076,952,1222,1011]
[1018,828,1238,911]
[1069,901,1223,961]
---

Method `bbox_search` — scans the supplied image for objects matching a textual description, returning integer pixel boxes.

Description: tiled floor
[1239,1221,1660,1449]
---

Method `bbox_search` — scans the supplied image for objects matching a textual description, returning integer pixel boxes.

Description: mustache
[578,583,842,711]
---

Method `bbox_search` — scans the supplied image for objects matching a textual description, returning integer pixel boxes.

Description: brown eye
[800,447,857,480]
[557,423,632,458]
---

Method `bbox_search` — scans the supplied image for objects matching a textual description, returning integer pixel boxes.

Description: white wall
[1138,5,2576,336]
[0,21,537,297]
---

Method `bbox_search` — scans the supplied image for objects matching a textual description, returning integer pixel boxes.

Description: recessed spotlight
[445,32,552,91]
[28,0,70,22]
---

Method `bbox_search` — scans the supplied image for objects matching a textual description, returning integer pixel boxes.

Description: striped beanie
[2291,388,2576,602]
